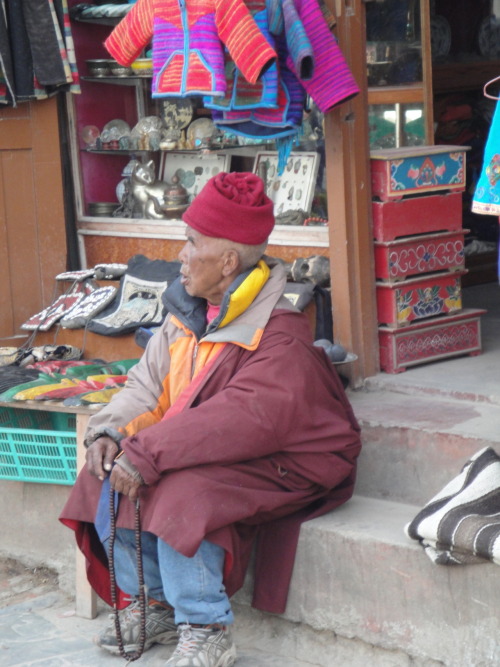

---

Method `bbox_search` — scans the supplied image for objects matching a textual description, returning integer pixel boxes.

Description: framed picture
[253,151,319,216]
[159,151,232,202]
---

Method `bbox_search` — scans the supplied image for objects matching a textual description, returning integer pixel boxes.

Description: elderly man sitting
[60,171,361,667]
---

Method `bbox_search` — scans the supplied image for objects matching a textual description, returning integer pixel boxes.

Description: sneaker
[166,624,237,667]
[95,597,178,655]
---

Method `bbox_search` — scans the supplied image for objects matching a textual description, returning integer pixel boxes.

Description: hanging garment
[104,0,277,98]
[472,98,500,216]
[208,0,359,172]
[0,0,79,106]
[285,0,359,113]
[204,0,282,112]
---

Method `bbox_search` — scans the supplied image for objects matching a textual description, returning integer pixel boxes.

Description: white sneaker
[166,623,237,666]
[95,597,177,654]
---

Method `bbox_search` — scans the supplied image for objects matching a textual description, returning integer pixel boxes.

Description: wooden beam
[325,0,379,385]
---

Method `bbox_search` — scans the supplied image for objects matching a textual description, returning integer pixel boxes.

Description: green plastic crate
[0,407,77,485]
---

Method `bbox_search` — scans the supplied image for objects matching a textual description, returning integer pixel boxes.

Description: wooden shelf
[433,58,500,93]
[368,84,425,106]
[81,76,151,86]
[74,16,122,27]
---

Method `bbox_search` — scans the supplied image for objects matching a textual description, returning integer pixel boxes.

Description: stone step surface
[0,574,316,667]
[234,495,500,667]
[348,385,500,506]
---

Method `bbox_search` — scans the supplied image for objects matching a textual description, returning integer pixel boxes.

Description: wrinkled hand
[85,436,119,481]
[110,464,142,503]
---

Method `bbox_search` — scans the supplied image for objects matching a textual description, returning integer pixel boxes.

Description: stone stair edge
[347,383,500,444]
[358,374,500,406]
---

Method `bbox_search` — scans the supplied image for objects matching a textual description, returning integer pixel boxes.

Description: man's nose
[178,242,188,263]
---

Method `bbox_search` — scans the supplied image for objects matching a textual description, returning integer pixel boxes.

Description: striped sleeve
[105,0,155,65]
[289,0,359,111]
[215,0,276,83]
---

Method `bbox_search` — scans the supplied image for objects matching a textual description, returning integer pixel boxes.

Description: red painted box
[374,230,467,281]
[372,192,463,241]
[378,308,485,373]
[371,146,468,201]
[376,271,465,327]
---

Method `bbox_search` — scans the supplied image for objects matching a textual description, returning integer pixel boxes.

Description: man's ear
[221,248,240,277]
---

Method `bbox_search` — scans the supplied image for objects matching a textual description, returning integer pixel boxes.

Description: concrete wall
[0,480,76,594]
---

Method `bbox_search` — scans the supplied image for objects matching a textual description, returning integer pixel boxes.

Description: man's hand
[85,436,119,481]
[110,464,142,503]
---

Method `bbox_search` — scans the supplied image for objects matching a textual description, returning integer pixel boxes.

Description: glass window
[366,0,422,87]
[368,103,425,149]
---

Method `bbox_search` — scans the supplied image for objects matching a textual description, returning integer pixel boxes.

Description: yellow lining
[219,260,270,329]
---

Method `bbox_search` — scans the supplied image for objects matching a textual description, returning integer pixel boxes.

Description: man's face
[178,226,229,304]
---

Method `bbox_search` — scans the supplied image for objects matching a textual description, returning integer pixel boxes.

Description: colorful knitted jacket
[104,0,277,98]
[207,0,358,147]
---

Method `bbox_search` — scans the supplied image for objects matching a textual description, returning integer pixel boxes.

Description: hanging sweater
[104,0,277,98]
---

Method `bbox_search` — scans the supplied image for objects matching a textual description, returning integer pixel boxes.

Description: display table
[0,399,99,618]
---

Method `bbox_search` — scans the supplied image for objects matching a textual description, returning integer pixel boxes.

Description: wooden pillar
[324,0,379,386]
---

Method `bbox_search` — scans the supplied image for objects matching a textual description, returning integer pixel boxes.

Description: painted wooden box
[378,308,485,373]
[371,146,468,202]
[371,192,463,241]
[376,271,465,327]
[374,230,467,282]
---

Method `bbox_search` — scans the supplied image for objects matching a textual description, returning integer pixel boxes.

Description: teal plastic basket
[0,407,77,485]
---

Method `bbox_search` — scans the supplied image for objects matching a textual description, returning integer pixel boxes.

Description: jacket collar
[163,256,287,348]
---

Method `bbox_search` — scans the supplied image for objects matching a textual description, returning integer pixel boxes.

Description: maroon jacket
[60,261,361,613]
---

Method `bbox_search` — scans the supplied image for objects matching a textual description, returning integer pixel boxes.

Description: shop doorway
[0,98,67,341]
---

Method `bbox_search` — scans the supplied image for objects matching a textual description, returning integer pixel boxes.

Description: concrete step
[347,385,500,506]
[235,495,500,667]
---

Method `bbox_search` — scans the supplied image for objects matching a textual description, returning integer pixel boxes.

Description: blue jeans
[102,529,234,626]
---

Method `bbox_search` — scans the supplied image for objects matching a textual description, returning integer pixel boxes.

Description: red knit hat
[182,172,275,245]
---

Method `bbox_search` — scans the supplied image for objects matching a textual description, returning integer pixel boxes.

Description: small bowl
[110,62,132,77]
[88,202,119,216]
[131,58,153,77]
[86,59,112,77]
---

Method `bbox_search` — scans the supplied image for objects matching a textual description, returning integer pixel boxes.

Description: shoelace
[173,625,212,656]
[107,596,141,623]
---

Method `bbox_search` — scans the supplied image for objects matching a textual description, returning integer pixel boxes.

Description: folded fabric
[283,281,315,311]
[135,326,160,349]
[0,368,42,397]
[406,447,500,566]
[63,385,124,406]
[24,359,102,376]
[13,378,78,401]
[63,358,138,377]
[33,381,102,401]
[85,374,128,385]
[17,345,82,367]
[32,377,124,401]
[21,293,84,331]
[55,269,96,282]
[87,255,181,336]
[0,347,19,367]
[93,263,128,280]
[79,386,124,404]
[60,285,117,329]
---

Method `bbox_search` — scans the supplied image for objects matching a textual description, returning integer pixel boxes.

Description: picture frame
[159,151,232,202]
[253,151,319,216]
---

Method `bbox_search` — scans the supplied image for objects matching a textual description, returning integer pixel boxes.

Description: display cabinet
[365,0,434,149]
[66,1,331,267]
